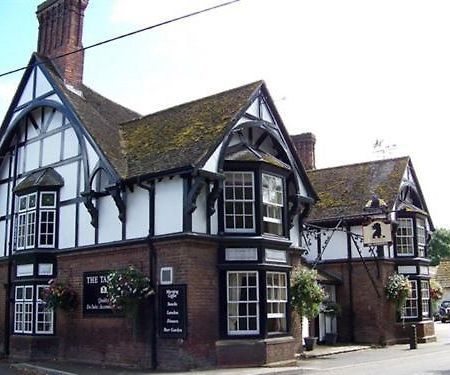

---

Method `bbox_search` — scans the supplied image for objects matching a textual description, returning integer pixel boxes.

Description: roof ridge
[309,156,410,173]
[120,80,264,127]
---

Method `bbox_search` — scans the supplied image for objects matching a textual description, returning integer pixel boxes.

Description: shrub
[291,267,325,321]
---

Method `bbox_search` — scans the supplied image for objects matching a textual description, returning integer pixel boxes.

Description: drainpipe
[138,180,157,370]
[4,141,19,355]
[346,223,355,342]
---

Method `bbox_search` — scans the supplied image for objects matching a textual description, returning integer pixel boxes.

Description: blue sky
[0,0,449,229]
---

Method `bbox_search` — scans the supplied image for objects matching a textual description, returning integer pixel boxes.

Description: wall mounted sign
[159,284,187,339]
[362,220,392,246]
[83,271,114,316]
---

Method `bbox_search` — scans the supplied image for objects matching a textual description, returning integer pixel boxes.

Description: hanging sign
[83,271,114,316]
[362,220,392,246]
[159,284,187,339]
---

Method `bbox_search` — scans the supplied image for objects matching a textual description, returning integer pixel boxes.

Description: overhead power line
[0,0,240,79]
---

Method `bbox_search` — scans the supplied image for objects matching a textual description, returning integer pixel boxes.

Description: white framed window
[417,218,426,258]
[16,191,57,250]
[224,172,255,232]
[402,280,418,319]
[14,285,33,334]
[16,264,34,277]
[38,263,53,276]
[262,174,284,236]
[421,280,430,318]
[39,192,56,248]
[396,218,414,256]
[266,272,287,334]
[36,285,54,334]
[17,193,37,250]
[227,271,259,335]
[14,285,54,335]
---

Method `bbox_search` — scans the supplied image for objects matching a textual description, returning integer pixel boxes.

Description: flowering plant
[384,273,411,311]
[41,279,78,311]
[430,279,443,301]
[106,265,154,313]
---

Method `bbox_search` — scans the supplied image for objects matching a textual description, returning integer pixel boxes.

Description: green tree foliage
[291,267,325,320]
[429,228,450,266]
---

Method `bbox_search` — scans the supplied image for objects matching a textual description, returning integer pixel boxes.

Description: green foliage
[429,228,450,266]
[321,300,342,317]
[41,279,78,312]
[291,267,325,320]
[385,273,411,312]
[106,265,154,313]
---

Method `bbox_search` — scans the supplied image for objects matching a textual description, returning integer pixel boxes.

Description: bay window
[224,172,255,232]
[227,271,259,335]
[421,280,430,318]
[14,284,54,335]
[15,191,57,250]
[402,280,418,319]
[262,174,284,236]
[417,218,426,258]
[396,218,414,256]
[266,272,287,334]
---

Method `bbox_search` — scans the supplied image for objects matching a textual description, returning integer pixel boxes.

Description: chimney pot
[291,132,316,170]
[36,0,89,88]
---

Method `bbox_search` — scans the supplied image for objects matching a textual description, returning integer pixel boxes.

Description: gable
[307,157,409,222]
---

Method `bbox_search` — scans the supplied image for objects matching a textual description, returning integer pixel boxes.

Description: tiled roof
[119,81,262,178]
[436,260,450,289]
[307,157,409,222]
[40,55,140,178]
[14,167,64,193]
[40,55,262,179]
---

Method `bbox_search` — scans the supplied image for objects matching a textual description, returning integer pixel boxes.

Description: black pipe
[346,224,355,342]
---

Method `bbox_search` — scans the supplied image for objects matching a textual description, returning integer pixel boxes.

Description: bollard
[409,324,417,350]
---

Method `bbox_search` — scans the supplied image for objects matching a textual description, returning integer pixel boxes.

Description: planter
[324,333,338,345]
[304,336,318,351]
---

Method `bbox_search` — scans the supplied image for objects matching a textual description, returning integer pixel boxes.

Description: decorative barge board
[0,0,317,369]
[301,156,435,345]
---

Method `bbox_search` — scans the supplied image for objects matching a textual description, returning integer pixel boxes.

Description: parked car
[440,301,450,323]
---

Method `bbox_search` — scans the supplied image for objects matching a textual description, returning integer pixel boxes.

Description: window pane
[41,193,55,207]
[227,271,259,335]
[224,172,254,232]
[266,272,287,334]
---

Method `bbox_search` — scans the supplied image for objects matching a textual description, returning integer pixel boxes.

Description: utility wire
[0,0,240,79]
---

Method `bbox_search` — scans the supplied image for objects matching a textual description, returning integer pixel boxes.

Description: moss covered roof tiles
[307,157,409,222]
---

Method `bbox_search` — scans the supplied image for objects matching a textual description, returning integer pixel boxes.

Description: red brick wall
[55,243,152,368]
[318,259,399,345]
[154,239,219,370]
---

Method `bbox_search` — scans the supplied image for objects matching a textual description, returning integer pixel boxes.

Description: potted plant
[321,300,341,345]
[41,279,79,312]
[291,267,325,351]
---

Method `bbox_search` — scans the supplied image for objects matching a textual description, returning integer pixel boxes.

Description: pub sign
[83,271,114,315]
[159,284,187,339]
[362,220,392,246]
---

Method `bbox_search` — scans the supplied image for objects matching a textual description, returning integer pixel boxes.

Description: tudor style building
[294,142,436,344]
[0,0,317,369]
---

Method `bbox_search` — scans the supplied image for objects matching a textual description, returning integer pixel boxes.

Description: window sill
[216,335,294,346]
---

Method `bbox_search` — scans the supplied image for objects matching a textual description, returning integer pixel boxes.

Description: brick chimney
[291,132,316,170]
[36,0,89,88]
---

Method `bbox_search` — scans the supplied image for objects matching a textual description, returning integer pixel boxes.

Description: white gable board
[35,66,54,97]
[17,68,35,107]
[59,205,76,249]
[98,195,122,243]
[154,177,183,235]
[126,186,150,239]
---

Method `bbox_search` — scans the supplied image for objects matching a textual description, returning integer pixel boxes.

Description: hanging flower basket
[384,273,411,312]
[430,279,443,301]
[41,279,79,312]
[106,265,154,316]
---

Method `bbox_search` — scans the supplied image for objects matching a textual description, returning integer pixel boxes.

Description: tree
[291,267,325,321]
[429,228,450,266]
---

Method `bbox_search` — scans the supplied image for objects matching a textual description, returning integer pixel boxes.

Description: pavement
[3,343,371,375]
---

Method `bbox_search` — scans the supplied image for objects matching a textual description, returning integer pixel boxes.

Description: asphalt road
[297,322,450,374]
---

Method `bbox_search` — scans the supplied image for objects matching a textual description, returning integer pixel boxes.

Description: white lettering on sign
[86,276,98,284]
[167,319,179,324]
